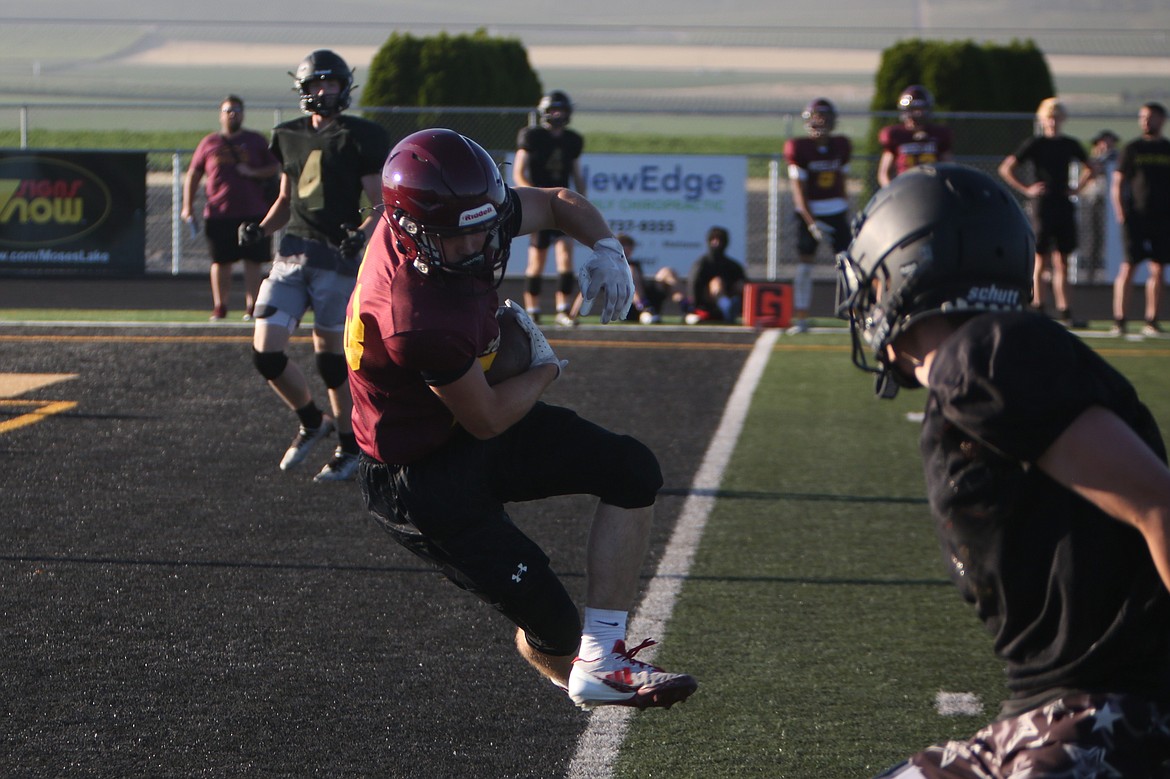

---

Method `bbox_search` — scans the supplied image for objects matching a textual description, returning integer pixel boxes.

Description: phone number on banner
[608,219,676,233]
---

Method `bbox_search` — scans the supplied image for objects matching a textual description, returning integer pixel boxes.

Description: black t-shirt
[1011,135,1089,204]
[922,312,1170,715]
[1118,136,1170,216]
[688,252,746,313]
[270,114,390,247]
[515,126,584,188]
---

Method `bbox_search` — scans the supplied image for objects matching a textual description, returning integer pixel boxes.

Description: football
[484,305,532,384]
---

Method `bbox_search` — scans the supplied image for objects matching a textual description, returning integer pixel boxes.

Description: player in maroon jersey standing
[783,98,852,334]
[877,85,954,188]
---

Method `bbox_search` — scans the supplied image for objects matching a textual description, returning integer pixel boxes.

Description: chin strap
[874,371,901,400]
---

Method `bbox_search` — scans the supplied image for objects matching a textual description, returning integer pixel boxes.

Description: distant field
[1,17,1168,119]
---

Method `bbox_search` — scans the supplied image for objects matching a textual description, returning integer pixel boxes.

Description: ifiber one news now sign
[0,151,146,275]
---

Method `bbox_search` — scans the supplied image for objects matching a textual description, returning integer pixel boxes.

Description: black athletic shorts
[529,229,566,251]
[205,215,271,264]
[358,402,663,656]
[1124,212,1170,265]
[795,211,850,256]
[1032,198,1078,255]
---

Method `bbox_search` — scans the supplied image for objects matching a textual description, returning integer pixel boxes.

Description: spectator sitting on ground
[685,226,746,324]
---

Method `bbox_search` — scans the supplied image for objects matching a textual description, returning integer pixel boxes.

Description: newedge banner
[503,153,748,278]
[0,150,146,275]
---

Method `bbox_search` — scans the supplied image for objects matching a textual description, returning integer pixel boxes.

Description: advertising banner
[579,154,748,277]
[504,153,748,278]
[0,150,146,276]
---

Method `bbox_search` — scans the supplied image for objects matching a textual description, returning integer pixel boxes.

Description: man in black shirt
[998,98,1093,327]
[836,164,1170,777]
[1111,101,1170,336]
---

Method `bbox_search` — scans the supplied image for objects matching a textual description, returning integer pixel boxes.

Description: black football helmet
[538,90,573,128]
[291,49,354,117]
[381,129,513,286]
[802,98,837,137]
[836,164,1034,398]
[898,84,934,123]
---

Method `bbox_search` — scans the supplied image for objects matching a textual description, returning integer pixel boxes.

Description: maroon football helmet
[802,97,837,137]
[381,129,512,284]
[898,84,934,124]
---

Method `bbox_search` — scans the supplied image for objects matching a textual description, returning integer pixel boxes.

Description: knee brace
[316,351,348,389]
[557,271,576,297]
[525,275,543,297]
[252,348,288,381]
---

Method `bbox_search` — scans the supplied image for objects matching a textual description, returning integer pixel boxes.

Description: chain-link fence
[2,103,1133,285]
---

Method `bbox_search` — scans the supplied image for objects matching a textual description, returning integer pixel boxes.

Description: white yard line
[567,327,780,779]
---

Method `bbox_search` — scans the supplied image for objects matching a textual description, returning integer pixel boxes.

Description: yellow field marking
[0,399,78,435]
[0,373,79,435]
[0,372,78,398]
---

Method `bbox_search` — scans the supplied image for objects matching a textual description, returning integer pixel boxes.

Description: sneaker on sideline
[279,416,336,471]
[786,319,809,335]
[555,312,577,327]
[1143,321,1164,337]
[567,638,698,710]
[314,447,359,482]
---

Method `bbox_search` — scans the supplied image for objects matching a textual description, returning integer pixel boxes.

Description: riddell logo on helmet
[459,204,497,227]
[966,284,1021,306]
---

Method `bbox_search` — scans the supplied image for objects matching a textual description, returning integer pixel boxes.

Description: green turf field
[6,311,1169,776]
[614,333,1170,778]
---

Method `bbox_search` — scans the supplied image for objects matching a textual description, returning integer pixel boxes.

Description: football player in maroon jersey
[783,98,853,333]
[877,85,954,188]
[344,129,698,711]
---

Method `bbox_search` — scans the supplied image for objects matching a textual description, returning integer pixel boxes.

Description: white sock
[578,607,628,660]
[794,263,813,311]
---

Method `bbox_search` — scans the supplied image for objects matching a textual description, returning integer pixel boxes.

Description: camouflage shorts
[876,692,1170,778]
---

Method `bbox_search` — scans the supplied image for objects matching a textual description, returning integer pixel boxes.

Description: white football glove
[504,299,568,378]
[810,220,836,243]
[577,237,635,324]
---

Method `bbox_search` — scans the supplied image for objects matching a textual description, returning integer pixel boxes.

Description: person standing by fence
[182,95,280,321]
[998,97,1093,328]
[1111,101,1170,337]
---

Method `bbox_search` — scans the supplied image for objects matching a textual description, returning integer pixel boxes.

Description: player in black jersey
[513,91,586,325]
[836,164,1170,777]
[239,49,390,482]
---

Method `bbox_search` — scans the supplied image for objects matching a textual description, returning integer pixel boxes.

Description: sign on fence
[0,150,146,275]
[503,152,748,278]
[580,153,748,277]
